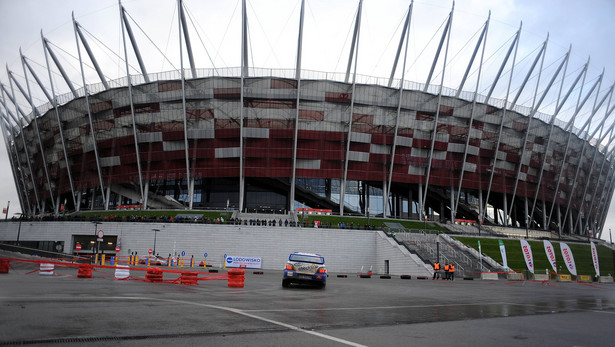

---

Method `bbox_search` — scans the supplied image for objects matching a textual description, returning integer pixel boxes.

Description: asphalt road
[1,258,614,346]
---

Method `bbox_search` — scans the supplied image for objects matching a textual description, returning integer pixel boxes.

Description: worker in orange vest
[449,264,455,280]
[433,262,441,280]
[443,263,450,280]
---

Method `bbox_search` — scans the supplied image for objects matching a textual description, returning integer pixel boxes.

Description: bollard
[101,254,106,266]
[134,255,138,266]
[77,264,93,278]
[0,258,10,273]
[145,267,163,282]
[228,268,245,288]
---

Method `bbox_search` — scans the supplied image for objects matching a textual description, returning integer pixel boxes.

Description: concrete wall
[0,221,432,276]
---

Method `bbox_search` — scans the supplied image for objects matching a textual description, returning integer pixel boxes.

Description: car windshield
[289,254,324,264]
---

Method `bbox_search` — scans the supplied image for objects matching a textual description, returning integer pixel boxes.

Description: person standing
[449,263,455,280]
[433,262,441,280]
[443,263,450,280]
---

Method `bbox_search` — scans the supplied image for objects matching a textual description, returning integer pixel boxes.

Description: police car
[282,252,327,288]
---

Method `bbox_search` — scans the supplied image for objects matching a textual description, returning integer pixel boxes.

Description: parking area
[1,259,614,346]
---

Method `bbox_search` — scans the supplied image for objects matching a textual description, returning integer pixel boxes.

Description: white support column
[502,193,508,226]
[529,51,582,224]
[290,0,305,214]
[573,101,615,234]
[506,40,551,217]
[73,13,107,209]
[42,35,78,98]
[454,14,489,217]
[177,0,192,209]
[73,19,109,90]
[76,191,82,212]
[546,65,601,225]
[9,67,56,213]
[483,25,521,225]
[120,3,150,82]
[563,84,614,234]
[0,115,29,215]
[340,0,363,216]
[143,181,150,210]
[105,186,111,211]
[120,1,145,207]
[239,0,248,211]
[386,2,412,219]
[30,44,78,210]
[422,4,454,212]
[450,187,454,222]
[0,85,41,214]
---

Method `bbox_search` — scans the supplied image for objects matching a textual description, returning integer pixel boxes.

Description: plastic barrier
[0,259,9,273]
[115,265,130,280]
[145,267,163,282]
[77,264,93,278]
[227,268,245,288]
[180,271,199,285]
[39,263,54,276]
[480,273,499,281]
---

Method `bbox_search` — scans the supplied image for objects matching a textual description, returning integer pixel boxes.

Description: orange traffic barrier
[145,267,163,282]
[0,258,9,273]
[77,264,93,278]
[227,268,245,288]
[180,271,199,285]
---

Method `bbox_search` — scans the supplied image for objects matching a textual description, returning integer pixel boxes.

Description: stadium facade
[1,0,614,239]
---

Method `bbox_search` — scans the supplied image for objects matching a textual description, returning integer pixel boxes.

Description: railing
[0,243,88,262]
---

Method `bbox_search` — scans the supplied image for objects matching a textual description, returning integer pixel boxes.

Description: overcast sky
[0,0,614,241]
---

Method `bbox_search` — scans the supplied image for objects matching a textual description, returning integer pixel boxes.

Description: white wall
[0,221,431,276]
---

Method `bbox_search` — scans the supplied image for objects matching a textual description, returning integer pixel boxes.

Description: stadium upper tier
[1,0,613,240]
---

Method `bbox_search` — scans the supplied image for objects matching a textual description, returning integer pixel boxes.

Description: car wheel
[320,282,326,289]
[282,279,290,288]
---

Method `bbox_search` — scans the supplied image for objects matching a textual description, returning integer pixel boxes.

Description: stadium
[1,0,614,240]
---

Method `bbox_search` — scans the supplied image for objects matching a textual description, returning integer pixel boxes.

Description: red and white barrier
[39,263,54,276]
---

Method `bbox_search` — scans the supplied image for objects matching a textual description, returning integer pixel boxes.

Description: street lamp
[152,228,160,255]
[91,221,102,262]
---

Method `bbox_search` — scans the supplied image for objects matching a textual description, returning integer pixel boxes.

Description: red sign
[75,244,82,251]
[115,246,120,252]
[148,248,153,254]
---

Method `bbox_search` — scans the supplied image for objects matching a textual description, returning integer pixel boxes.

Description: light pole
[152,228,160,255]
[91,221,102,262]
[525,215,529,239]
[367,207,370,229]
[15,212,22,245]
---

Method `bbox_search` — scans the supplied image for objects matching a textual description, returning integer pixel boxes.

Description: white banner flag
[543,240,557,273]
[590,241,600,277]
[520,239,534,274]
[498,240,508,271]
[560,242,577,276]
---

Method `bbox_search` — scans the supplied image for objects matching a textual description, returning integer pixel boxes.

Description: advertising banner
[560,242,577,276]
[520,239,534,274]
[543,240,557,273]
[225,255,262,269]
[498,240,508,271]
[590,241,600,277]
